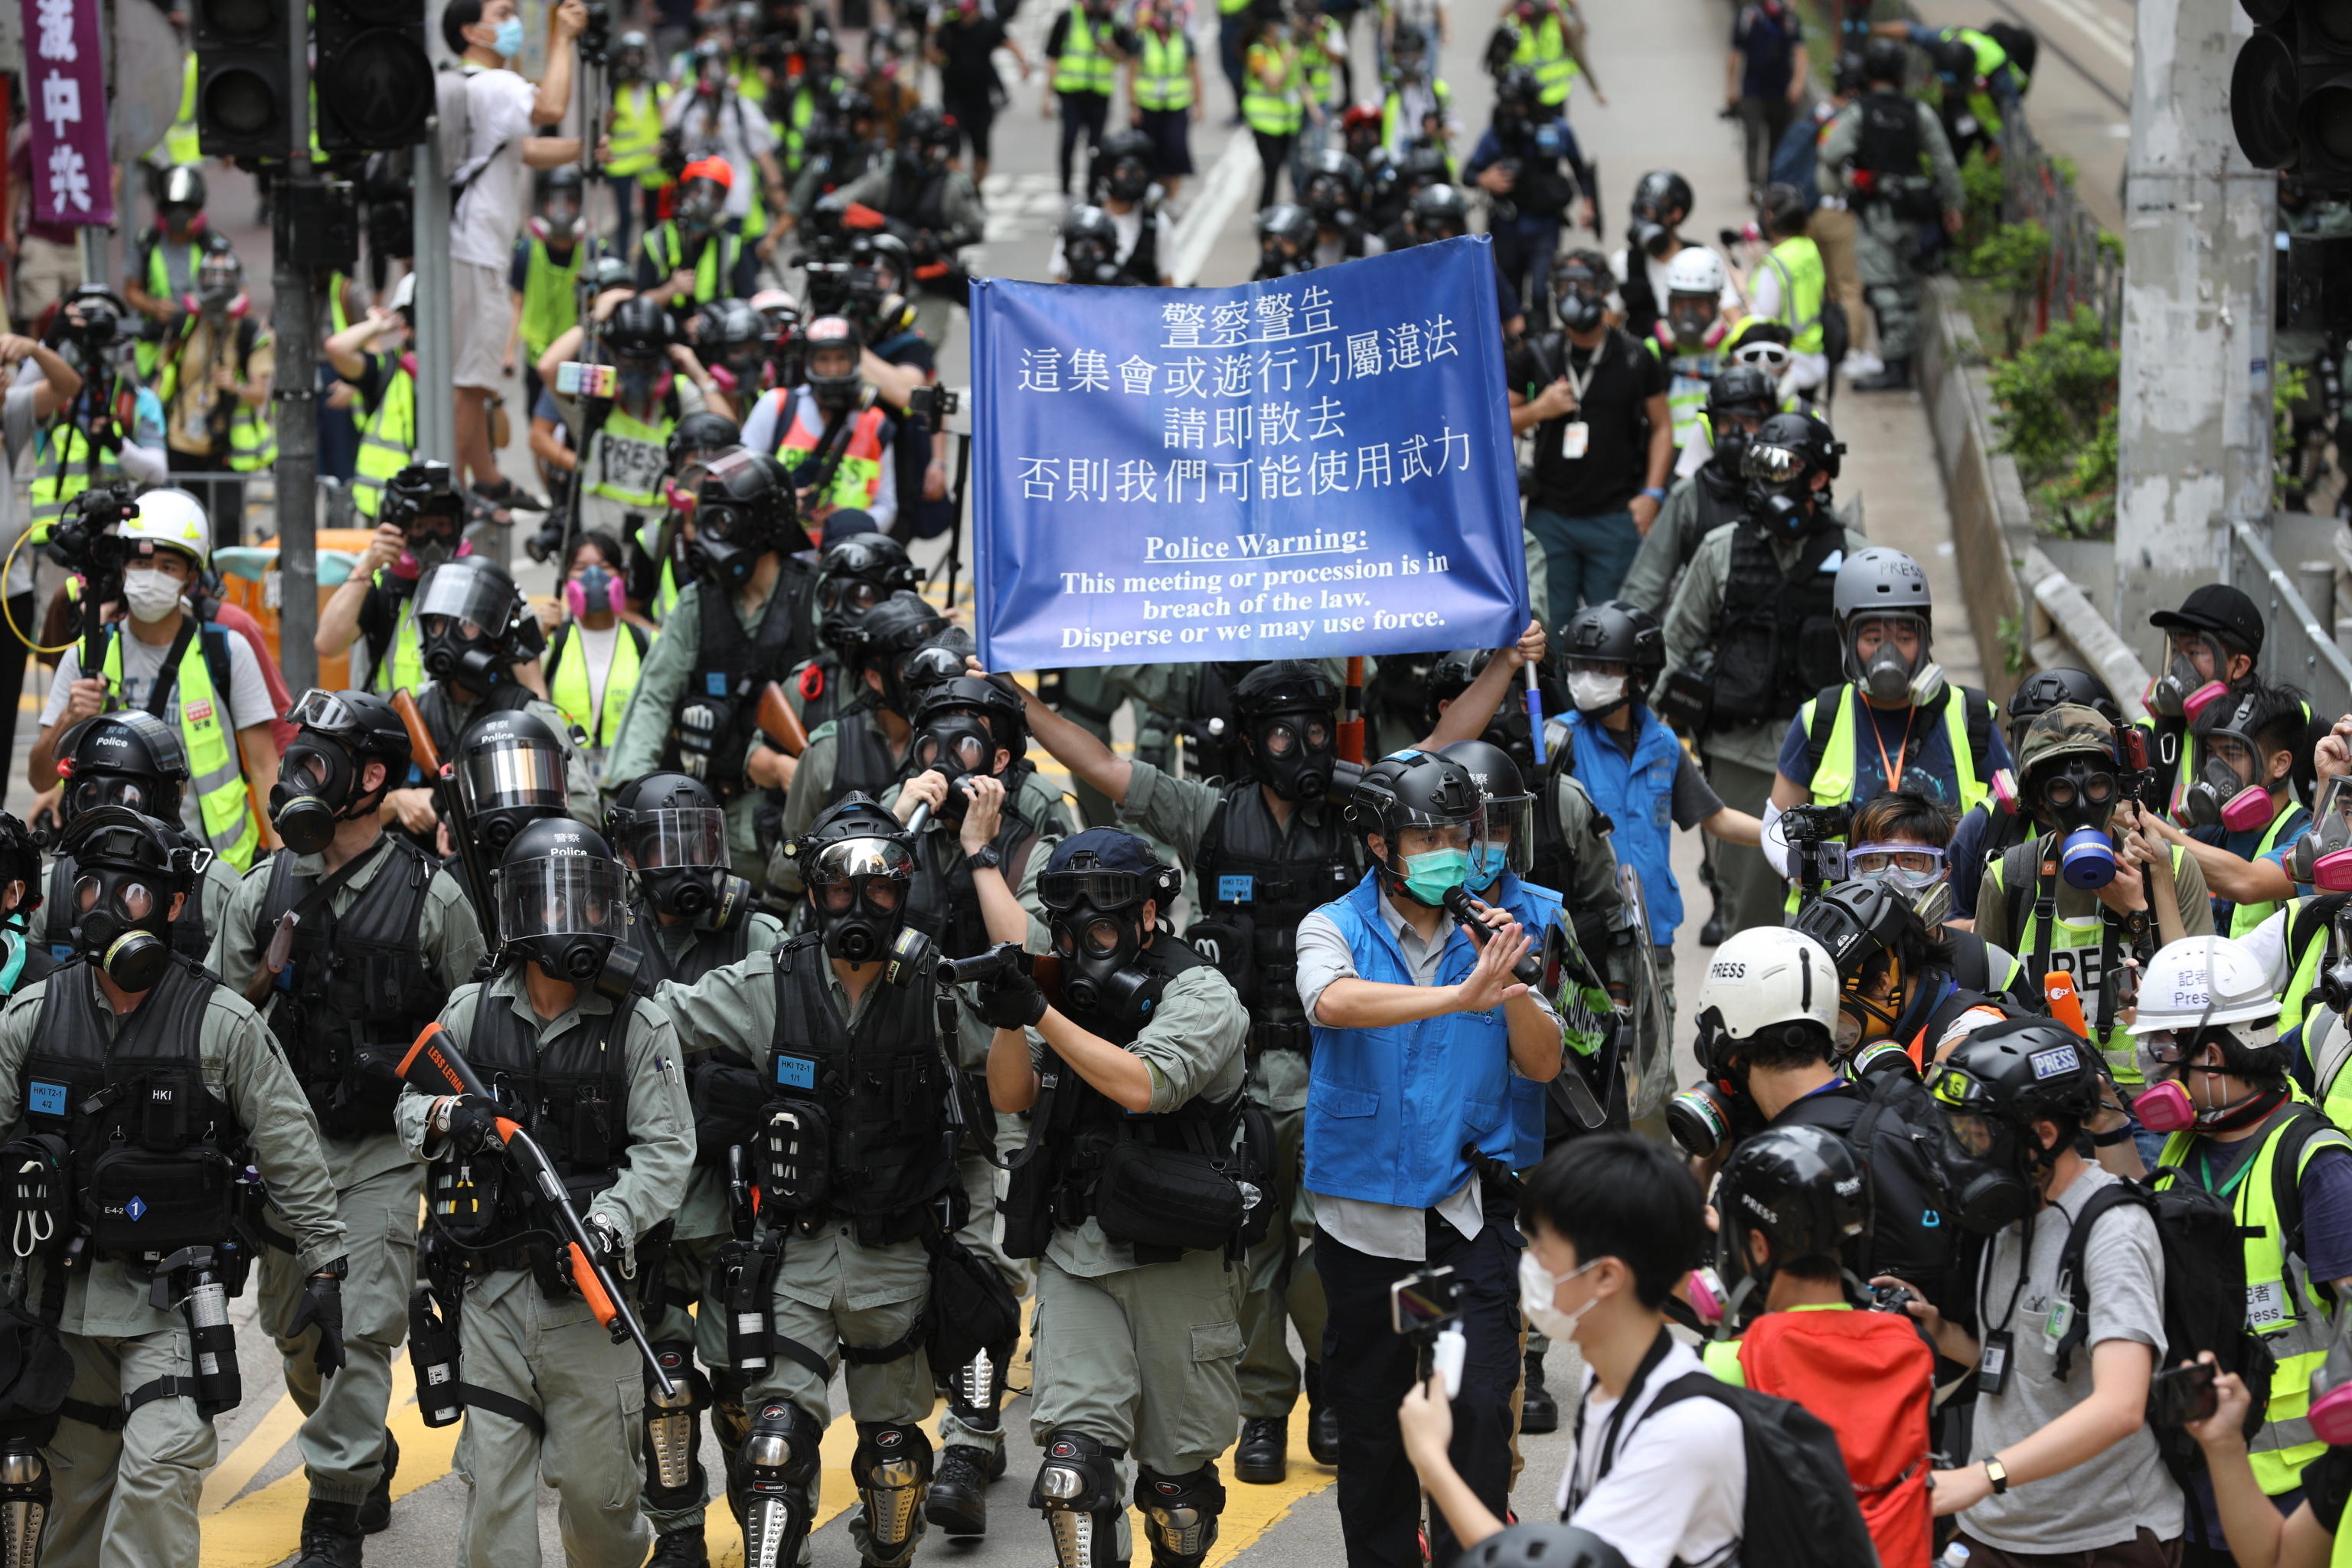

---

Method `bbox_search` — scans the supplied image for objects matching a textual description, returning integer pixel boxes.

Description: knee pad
[1136,1463,1224,1568]
[642,1345,709,1509]
[851,1422,933,1557]
[1031,1430,1125,1568]
[0,1441,47,1568]
[739,1400,824,1568]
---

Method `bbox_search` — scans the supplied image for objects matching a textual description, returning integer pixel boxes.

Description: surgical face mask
[1469,838,1509,890]
[1566,670,1626,713]
[491,15,525,57]
[1400,846,1471,906]
[122,568,184,625]
[1518,1253,1602,1343]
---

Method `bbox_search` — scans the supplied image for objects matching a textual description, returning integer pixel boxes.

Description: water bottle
[1939,1543,1971,1568]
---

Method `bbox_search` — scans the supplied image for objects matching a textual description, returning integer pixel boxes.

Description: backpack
[1631,1373,1880,1568]
[2050,1172,2275,1485]
[1982,21,2037,85]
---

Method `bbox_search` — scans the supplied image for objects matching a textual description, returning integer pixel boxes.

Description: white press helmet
[116,488,211,572]
[1696,926,1841,1040]
[1664,245,1728,298]
[2130,935,2279,1036]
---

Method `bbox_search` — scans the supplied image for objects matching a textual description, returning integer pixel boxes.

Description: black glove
[439,1094,504,1155]
[976,965,1047,1031]
[585,1214,629,1277]
[287,1263,347,1378]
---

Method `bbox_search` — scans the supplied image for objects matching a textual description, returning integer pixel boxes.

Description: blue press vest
[1306,871,1519,1207]
[1565,706,1684,942]
[1484,871,1568,1171]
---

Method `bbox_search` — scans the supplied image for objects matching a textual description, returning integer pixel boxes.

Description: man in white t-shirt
[1401,1134,1745,1568]
[443,0,589,506]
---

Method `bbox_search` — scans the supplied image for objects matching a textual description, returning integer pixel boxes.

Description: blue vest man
[1298,747,1567,1568]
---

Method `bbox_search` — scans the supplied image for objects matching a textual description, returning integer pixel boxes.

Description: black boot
[1852,357,1913,392]
[1699,897,1727,947]
[1521,1351,1559,1436]
[357,1429,398,1534]
[1233,1416,1287,1485]
[926,1445,991,1537]
[294,1499,364,1568]
[1303,1361,1340,1467]
[648,1524,709,1566]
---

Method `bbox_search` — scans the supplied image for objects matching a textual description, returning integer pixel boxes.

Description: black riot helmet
[1628,169,1694,257]
[694,297,767,384]
[455,708,569,854]
[899,105,959,170]
[2005,666,2122,752]
[606,771,749,926]
[1832,49,1869,95]
[685,448,800,587]
[1344,749,1488,905]
[1492,63,1544,128]
[1788,877,1942,1061]
[1740,410,1845,538]
[1232,660,1341,802]
[57,710,190,826]
[1301,149,1366,221]
[605,296,677,361]
[1424,648,1513,745]
[583,254,635,296]
[1408,183,1471,243]
[841,590,951,710]
[1925,1018,2101,1233]
[1862,34,1909,86]
[271,688,413,854]
[894,625,978,714]
[1715,1125,1871,1324]
[1037,828,1183,1028]
[910,676,1028,825]
[815,532,920,648]
[155,163,208,220]
[415,556,530,694]
[1561,599,1666,671]
[784,792,916,965]
[495,818,628,982]
[667,410,743,472]
[55,807,194,992]
[1439,737,1535,887]
[1704,364,1779,472]
[1458,1524,1631,1568]
[1757,181,1808,239]
[1093,129,1155,202]
[1060,204,1124,283]
[1256,203,1318,269]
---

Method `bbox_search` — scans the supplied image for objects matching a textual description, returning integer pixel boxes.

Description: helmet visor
[808,836,913,913]
[498,855,627,944]
[459,737,566,815]
[413,564,513,639]
[285,688,371,735]
[1740,442,1809,485]
[635,807,729,871]
[1477,795,1536,877]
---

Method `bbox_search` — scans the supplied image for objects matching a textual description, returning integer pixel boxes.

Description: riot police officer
[775,591,955,851]
[789,533,924,737]
[208,689,487,1567]
[0,806,348,1567]
[609,449,820,891]
[655,795,961,1568]
[605,772,789,1566]
[398,819,691,1568]
[1658,411,1867,935]
[28,710,245,962]
[1617,364,1782,616]
[978,828,1253,1568]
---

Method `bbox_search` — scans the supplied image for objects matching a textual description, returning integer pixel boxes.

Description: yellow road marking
[1207,1426,1337,1564]
[204,1395,460,1568]
[200,1391,303,1514]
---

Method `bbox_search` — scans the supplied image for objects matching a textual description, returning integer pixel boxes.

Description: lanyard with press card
[1977,1329,2014,1395]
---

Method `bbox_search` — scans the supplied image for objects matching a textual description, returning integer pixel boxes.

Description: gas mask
[1106,162,1150,203]
[420,616,505,694]
[2034,756,2121,890]
[1628,203,1673,259]
[270,737,369,856]
[61,770,167,824]
[1051,901,1165,1031]
[1554,283,1605,334]
[1259,242,1300,276]
[1924,1072,2040,1235]
[908,714,1000,824]
[1566,669,1626,714]
[2290,776,2352,891]
[1847,614,1942,707]
[684,504,766,590]
[805,834,913,964]
[2146,639,2231,721]
[808,352,861,412]
[676,181,725,237]
[1666,297,1718,348]
[1244,708,1337,802]
[1740,441,1819,538]
[2176,742,2275,835]
[1067,238,1115,279]
[530,197,585,245]
[496,851,625,982]
[393,527,462,584]
[628,806,749,926]
[2132,1030,2281,1135]
[1305,178,1345,223]
[69,864,177,992]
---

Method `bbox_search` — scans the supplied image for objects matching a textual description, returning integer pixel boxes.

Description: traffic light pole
[2112,0,2276,635]
[274,0,322,695]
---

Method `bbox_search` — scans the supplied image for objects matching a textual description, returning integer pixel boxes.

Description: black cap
[1045,827,1165,879]
[2149,583,2265,654]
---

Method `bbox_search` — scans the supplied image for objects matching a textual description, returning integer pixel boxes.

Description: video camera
[1390,1266,1466,1396]
[380,460,465,537]
[47,484,136,594]
[906,384,960,423]
[578,0,612,64]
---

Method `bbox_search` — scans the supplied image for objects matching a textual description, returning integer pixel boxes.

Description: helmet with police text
[58,710,190,826]
[815,533,920,649]
[784,793,916,965]
[1233,661,1342,802]
[802,314,864,411]
[687,448,799,587]
[1093,129,1155,203]
[271,688,412,854]
[2127,934,2287,1078]
[1457,1524,1630,1568]
[1925,1017,2100,1231]
[607,771,746,926]
[1344,749,1488,904]
[415,556,528,693]
[1717,1125,1870,1318]
[1408,183,1471,243]
[55,807,195,991]
[495,818,628,982]
[1439,737,1534,885]
[455,707,568,854]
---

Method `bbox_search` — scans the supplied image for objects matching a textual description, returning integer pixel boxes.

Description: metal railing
[1998,112,2124,346]
[2224,516,2352,720]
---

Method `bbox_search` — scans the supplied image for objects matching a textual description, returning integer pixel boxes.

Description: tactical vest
[1855,91,1925,179]
[663,572,818,800]
[629,897,755,988]
[762,933,955,1242]
[47,851,214,967]
[258,838,446,1141]
[903,776,1044,960]
[832,709,906,801]
[1121,208,1164,286]
[16,954,243,1265]
[1188,784,1359,1039]
[1709,520,1844,727]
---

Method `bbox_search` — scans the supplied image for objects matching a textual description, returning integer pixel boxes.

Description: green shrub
[1988,305,2117,496]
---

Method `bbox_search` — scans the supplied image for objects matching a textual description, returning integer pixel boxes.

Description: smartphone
[555,361,617,398]
[2148,1361,2219,1429]
[1390,1266,1462,1338]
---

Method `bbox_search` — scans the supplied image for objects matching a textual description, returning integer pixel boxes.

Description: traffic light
[2233,0,2352,188]
[191,0,293,161]
[315,0,434,153]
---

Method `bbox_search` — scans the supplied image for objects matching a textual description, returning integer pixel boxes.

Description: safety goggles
[1256,715,1333,756]
[818,577,889,617]
[1740,443,1808,485]
[66,773,160,818]
[285,688,369,733]
[1037,867,1151,913]
[1730,339,1792,375]
[1847,842,1945,878]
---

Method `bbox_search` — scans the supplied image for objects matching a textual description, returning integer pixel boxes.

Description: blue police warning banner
[969,237,1527,671]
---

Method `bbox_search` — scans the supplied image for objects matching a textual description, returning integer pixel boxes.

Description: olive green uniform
[1019,962,1250,1562]
[207,836,485,1509]
[394,971,694,1568]
[0,969,348,1568]
[1661,518,1871,934]
[654,946,942,1564]
[1815,97,1961,364]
